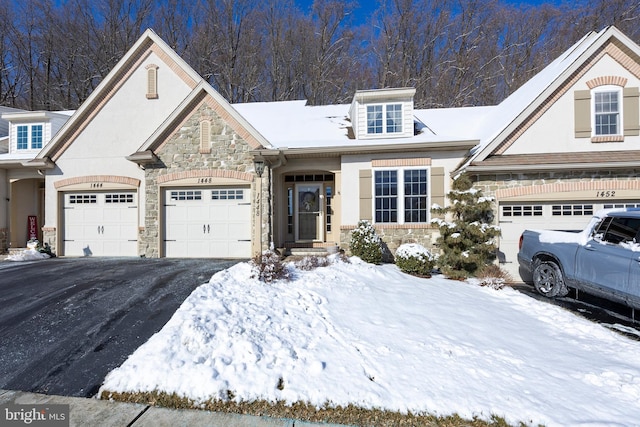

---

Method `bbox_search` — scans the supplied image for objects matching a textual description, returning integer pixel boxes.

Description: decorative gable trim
[493,41,640,156]
[199,120,211,153]
[145,64,159,99]
[39,30,201,163]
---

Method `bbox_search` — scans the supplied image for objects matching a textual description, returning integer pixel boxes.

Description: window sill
[591,135,624,143]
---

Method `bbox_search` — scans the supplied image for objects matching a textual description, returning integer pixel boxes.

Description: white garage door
[164,187,251,258]
[499,201,640,281]
[63,192,138,256]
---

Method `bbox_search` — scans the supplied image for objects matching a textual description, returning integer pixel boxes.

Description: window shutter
[574,90,591,138]
[430,167,445,212]
[146,67,158,99]
[359,169,372,221]
[200,120,211,154]
[623,87,640,136]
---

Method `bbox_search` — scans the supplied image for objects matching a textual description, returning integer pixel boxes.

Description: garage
[163,187,251,258]
[499,200,640,280]
[63,191,138,256]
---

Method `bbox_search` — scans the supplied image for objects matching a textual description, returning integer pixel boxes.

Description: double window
[367,104,402,135]
[374,168,429,224]
[16,124,43,150]
[593,88,620,136]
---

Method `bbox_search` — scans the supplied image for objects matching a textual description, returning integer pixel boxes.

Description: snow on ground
[100,256,640,426]
[6,249,50,261]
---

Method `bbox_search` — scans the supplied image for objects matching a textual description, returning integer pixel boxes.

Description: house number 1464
[596,190,616,198]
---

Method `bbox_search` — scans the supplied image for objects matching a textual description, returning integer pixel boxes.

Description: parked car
[518,208,640,308]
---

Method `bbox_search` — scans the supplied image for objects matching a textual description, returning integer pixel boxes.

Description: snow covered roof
[233,99,480,151]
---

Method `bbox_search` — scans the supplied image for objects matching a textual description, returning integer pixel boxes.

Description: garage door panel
[63,192,138,257]
[164,187,251,258]
[499,201,640,281]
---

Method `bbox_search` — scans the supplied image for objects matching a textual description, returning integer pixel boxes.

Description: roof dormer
[1,111,73,155]
[349,87,416,140]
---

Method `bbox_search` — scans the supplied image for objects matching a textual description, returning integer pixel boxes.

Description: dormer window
[367,104,403,135]
[16,124,43,150]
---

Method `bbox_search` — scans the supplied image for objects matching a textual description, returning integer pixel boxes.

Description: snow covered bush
[251,250,290,283]
[349,220,382,264]
[431,174,500,280]
[395,243,436,277]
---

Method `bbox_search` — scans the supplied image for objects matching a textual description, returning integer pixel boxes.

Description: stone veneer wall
[340,224,440,261]
[139,102,260,258]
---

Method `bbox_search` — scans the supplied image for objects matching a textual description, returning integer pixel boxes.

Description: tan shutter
[430,167,445,212]
[359,169,372,221]
[574,90,591,138]
[146,68,158,99]
[623,87,640,136]
[200,120,211,154]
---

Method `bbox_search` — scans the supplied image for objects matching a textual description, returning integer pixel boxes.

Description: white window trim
[372,166,430,225]
[591,85,623,137]
[366,103,403,135]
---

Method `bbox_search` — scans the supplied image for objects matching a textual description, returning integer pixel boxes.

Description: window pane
[404,169,428,223]
[31,125,43,149]
[594,91,619,135]
[367,105,383,134]
[375,170,397,223]
[386,104,402,133]
[17,126,28,150]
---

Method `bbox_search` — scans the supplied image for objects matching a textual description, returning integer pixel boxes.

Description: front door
[296,183,323,241]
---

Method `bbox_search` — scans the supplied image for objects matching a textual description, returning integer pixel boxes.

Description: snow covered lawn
[99,256,640,426]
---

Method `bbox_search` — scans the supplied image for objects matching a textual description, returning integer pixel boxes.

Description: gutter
[251,139,478,159]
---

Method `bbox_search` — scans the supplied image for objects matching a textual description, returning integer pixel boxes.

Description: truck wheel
[532,260,566,298]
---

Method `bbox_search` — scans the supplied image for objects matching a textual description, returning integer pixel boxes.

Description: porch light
[254,158,265,177]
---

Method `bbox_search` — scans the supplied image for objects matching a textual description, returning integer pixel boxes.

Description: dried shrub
[251,250,290,283]
[294,256,330,271]
[476,264,513,290]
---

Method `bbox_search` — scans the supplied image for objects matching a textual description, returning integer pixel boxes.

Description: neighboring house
[5,26,639,282]
[0,107,72,252]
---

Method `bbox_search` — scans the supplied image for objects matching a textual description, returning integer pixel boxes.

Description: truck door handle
[584,244,596,251]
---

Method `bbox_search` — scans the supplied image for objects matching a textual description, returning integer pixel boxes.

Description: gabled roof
[30,28,202,168]
[461,26,640,171]
[128,81,272,163]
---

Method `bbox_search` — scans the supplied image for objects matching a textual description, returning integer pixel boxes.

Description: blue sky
[295,0,564,24]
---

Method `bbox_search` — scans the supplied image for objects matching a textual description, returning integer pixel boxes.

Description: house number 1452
[596,190,616,198]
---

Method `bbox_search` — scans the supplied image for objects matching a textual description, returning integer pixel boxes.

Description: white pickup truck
[518,208,640,308]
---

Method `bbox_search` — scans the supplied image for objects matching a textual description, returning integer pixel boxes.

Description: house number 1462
[596,190,616,198]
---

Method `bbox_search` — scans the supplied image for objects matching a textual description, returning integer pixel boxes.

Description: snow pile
[100,257,640,426]
[6,249,51,262]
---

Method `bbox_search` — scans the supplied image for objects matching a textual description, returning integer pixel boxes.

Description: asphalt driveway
[0,257,241,398]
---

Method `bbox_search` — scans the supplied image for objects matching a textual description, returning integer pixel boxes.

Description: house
[0,107,72,252]
[5,26,639,282]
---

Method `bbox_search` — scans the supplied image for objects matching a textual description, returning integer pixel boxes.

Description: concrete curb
[0,390,351,427]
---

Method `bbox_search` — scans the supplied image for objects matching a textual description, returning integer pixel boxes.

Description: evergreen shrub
[395,243,435,277]
[349,220,382,264]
